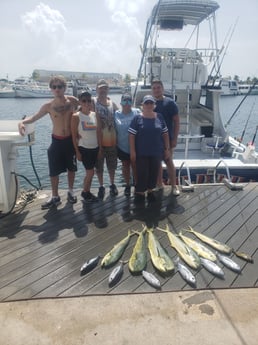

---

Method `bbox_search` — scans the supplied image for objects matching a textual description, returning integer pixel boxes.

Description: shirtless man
[18,75,79,209]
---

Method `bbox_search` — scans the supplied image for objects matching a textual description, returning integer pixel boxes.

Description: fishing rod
[225,79,258,128]
[239,101,256,142]
[251,125,258,146]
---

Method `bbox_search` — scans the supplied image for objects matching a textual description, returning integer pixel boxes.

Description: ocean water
[0,94,258,191]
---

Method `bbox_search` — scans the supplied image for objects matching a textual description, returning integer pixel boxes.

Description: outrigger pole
[206,18,237,85]
[225,79,258,128]
[133,0,162,103]
[214,18,239,80]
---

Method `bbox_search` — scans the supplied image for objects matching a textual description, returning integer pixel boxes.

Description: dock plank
[0,183,257,301]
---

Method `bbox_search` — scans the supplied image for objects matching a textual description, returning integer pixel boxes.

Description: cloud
[20,3,67,71]
[21,2,66,37]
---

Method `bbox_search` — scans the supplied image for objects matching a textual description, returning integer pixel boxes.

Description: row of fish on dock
[79,225,254,290]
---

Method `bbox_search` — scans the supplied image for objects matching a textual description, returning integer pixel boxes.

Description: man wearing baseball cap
[94,79,119,199]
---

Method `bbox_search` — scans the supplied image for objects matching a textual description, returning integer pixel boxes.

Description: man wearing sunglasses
[18,75,79,209]
[114,93,141,196]
[94,79,119,200]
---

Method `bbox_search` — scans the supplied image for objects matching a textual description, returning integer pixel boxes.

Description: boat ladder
[214,159,244,190]
[178,161,194,192]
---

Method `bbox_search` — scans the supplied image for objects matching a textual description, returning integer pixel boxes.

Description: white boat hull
[0,89,16,98]
[15,87,73,98]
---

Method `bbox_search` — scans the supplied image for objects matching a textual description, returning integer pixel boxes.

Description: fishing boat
[133,0,258,186]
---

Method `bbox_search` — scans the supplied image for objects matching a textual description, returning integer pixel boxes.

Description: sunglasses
[121,100,132,105]
[51,84,63,90]
[81,99,92,103]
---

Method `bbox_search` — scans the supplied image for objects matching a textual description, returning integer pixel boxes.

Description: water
[0,94,258,191]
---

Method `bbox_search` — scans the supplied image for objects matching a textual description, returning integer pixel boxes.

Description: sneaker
[41,196,61,210]
[67,191,77,204]
[124,185,131,197]
[98,186,105,200]
[81,191,99,203]
[134,193,145,204]
[110,184,118,196]
[172,186,180,196]
[147,192,156,203]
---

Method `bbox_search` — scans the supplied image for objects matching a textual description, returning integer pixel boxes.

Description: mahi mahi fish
[128,229,147,273]
[216,252,241,273]
[158,225,200,270]
[200,257,225,279]
[80,255,100,275]
[142,270,161,290]
[101,231,132,268]
[147,228,175,274]
[178,231,217,262]
[186,226,232,254]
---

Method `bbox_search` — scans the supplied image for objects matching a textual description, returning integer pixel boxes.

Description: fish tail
[156,226,167,233]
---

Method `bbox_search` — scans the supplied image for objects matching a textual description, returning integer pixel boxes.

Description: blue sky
[0,0,257,80]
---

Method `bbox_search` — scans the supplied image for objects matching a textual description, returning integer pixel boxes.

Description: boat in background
[134,0,258,185]
[239,84,258,95]
[211,78,239,96]
[14,81,73,98]
[0,79,16,98]
[0,86,16,98]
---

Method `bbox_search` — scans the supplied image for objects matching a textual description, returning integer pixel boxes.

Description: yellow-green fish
[101,231,132,268]
[158,225,200,269]
[147,228,175,273]
[186,226,232,254]
[178,232,217,261]
[128,229,147,273]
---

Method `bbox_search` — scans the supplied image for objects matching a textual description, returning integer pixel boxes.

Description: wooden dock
[0,183,257,302]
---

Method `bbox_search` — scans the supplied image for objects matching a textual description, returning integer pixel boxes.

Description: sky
[0,0,258,81]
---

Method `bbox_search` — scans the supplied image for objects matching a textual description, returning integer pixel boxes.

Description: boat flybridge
[133,0,258,188]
